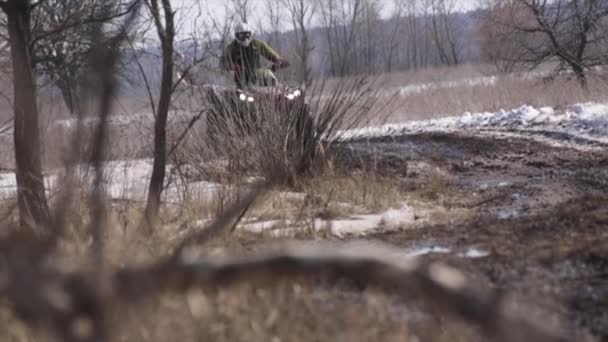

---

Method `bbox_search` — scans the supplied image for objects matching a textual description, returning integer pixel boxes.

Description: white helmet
[234,22,253,47]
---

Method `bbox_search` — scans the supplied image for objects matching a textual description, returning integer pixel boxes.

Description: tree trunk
[300,31,310,85]
[56,75,78,114]
[295,1,312,86]
[430,7,449,65]
[144,0,175,228]
[4,0,50,228]
[320,1,338,77]
[438,1,459,65]
[410,13,418,69]
[572,63,588,90]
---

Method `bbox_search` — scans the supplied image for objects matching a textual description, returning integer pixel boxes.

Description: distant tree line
[119,0,485,92]
[221,0,481,80]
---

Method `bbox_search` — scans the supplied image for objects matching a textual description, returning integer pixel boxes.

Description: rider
[220,22,289,89]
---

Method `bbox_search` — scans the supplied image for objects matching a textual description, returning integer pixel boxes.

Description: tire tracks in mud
[476,127,608,151]
[337,130,608,341]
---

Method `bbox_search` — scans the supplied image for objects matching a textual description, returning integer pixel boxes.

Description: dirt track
[338,131,608,341]
[334,133,608,341]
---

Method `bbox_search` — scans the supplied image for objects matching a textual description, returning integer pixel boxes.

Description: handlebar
[227,60,290,73]
[271,60,290,72]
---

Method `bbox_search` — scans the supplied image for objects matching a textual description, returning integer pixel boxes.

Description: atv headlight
[293,90,302,97]
[239,93,247,101]
[286,94,295,100]
[247,96,255,102]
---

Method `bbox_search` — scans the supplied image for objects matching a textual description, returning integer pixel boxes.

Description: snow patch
[341,102,608,148]
[381,205,416,227]
[54,110,198,130]
[329,203,416,237]
[497,208,520,220]
[241,220,283,233]
[396,76,498,97]
[234,203,417,237]
[402,245,490,259]
[405,246,452,257]
[0,159,221,202]
[460,248,491,258]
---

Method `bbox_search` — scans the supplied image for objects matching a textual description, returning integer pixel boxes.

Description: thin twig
[172,179,272,256]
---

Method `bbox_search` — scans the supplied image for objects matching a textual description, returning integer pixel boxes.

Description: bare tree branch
[481,0,608,87]
[172,179,273,255]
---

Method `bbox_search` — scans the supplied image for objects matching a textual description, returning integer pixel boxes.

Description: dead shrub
[183,77,388,187]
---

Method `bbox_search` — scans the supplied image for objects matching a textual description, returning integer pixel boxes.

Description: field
[1,65,608,341]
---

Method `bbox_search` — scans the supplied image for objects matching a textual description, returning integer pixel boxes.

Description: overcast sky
[177,0,481,15]
[170,0,480,38]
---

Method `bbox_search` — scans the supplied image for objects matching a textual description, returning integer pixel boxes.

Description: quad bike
[203,63,316,174]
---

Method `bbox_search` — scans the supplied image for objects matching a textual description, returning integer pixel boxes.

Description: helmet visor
[236,32,252,41]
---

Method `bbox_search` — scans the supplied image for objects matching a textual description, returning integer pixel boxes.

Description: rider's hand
[272,59,290,72]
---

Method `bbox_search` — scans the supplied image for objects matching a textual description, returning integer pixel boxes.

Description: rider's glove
[271,59,290,72]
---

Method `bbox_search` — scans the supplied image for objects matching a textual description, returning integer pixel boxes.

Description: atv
[202,64,316,167]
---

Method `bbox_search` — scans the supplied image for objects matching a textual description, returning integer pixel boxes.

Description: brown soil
[339,131,608,341]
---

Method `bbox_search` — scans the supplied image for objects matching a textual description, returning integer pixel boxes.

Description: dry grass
[378,63,499,87]
[301,171,406,213]
[111,283,482,342]
[383,67,608,123]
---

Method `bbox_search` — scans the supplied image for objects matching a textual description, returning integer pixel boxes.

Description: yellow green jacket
[220,39,281,71]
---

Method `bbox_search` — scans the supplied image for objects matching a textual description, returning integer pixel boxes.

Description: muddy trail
[336,132,608,341]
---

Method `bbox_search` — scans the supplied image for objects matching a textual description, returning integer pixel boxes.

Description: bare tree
[0,0,141,227]
[318,0,364,77]
[229,0,253,23]
[478,3,523,72]
[429,0,461,65]
[483,0,608,88]
[143,0,175,227]
[318,0,337,76]
[280,0,317,85]
[406,0,421,69]
[262,0,283,49]
[134,0,216,226]
[357,0,383,74]
[0,0,50,227]
[31,0,136,114]
[337,0,363,76]
[190,2,236,64]
[383,0,407,72]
